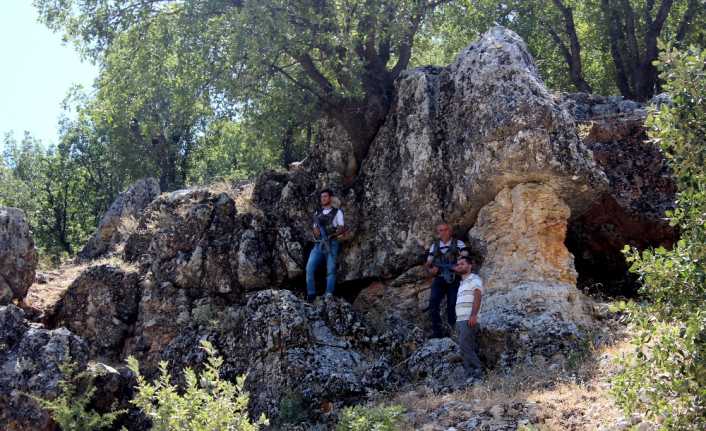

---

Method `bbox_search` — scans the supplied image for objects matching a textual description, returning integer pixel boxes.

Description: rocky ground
[21,272,645,431]
[392,309,644,431]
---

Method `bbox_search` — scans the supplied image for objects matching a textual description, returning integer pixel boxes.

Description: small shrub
[33,361,125,431]
[127,340,268,431]
[336,404,405,431]
[277,390,308,425]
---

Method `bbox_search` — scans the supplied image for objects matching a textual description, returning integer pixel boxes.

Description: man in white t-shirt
[454,256,484,380]
[305,188,347,301]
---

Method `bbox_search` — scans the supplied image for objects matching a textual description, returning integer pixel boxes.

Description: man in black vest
[306,188,346,301]
[425,223,468,338]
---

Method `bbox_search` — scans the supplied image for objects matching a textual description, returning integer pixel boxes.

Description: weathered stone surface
[0,207,38,304]
[0,305,89,431]
[79,178,160,260]
[407,338,466,391]
[561,93,677,294]
[52,265,141,360]
[470,183,578,291]
[144,290,404,421]
[469,183,593,365]
[128,188,288,296]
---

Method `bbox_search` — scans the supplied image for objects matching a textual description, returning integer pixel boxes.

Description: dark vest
[432,238,461,267]
[314,207,339,237]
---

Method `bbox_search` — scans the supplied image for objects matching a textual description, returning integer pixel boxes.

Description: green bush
[32,361,125,431]
[277,390,308,425]
[127,340,268,431]
[611,43,706,430]
[336,404,405,431]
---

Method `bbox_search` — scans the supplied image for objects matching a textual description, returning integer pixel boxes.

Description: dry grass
[393,326,635,430]
[24,256,138,321]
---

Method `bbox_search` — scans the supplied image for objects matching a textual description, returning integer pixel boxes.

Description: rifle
[434,262,458,284]
[313,216,332,255]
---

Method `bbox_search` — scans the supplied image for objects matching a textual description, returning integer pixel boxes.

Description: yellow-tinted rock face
[470,183,577,292]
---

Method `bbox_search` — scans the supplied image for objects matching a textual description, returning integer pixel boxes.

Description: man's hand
[467,315,478,328]
[333,226,349,240]
[429,266,439,275]
[313,226,321,238]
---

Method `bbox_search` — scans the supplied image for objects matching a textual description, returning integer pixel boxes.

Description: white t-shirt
[426,239,467,263]
[455,273,484,322]
[312,207,344,228]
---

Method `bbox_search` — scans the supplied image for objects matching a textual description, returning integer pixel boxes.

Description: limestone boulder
[469,183,593,365]
[126,188,289,297]
[341,27,608,280]
[0,207,38,304]
[79,178,160,260]
[0,305,89,431]
[52,265,141,360]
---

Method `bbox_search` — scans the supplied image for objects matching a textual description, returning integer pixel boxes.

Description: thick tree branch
[269,63,331,106]
[676,0,700,42]
[644,0,656,25]
[652,0,675,35]
[621,0,641,68]
[295,53,336,95]
[602,0,635,98]
[551,0,593,92]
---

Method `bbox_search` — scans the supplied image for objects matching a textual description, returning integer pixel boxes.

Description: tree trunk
[551,0,593,93]
[281,125,295,168]
[326,67,395,168]
[153,134,178,192]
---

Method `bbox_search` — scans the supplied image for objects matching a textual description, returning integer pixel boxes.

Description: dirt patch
[23,257,137,323]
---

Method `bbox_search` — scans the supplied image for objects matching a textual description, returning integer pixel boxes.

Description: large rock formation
[561,93,677,294]
[0,207,38,305]
[79,178,160,260]
[0,305,88,430]
[52,265,141,360]
[341,27,608,280]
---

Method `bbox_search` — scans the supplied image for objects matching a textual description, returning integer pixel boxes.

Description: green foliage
[126,340,268,431]
[35,0,452,168]
[611,44,706,430]
[186,119,283,184]
[336,404,405,431]
[0,131,102,258]
[277,390,308,426]
[32,361,125,431]
[415,0,704,97]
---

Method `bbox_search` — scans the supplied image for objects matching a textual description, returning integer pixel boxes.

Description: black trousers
[428,276,459,336]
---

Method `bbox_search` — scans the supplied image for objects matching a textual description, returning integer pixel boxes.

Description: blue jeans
[306,239,340,296]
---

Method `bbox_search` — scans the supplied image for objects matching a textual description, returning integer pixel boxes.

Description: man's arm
[425,244,439,274]
[312,214,321,238]
[468,288,482,327]
[333,210,348,237]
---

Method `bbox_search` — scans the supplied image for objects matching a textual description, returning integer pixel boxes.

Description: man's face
[436,223,452,241]
[454,259,472,275]
[320,192,332,206]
